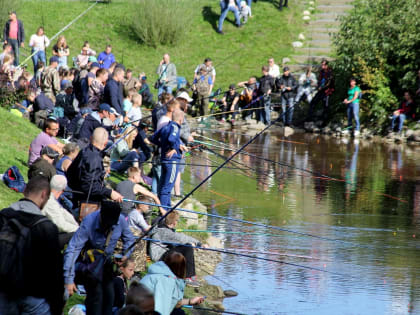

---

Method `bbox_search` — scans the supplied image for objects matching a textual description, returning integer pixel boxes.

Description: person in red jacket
[390,91,415,133]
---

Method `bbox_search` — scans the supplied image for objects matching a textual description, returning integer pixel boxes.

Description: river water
[182,129,420,315]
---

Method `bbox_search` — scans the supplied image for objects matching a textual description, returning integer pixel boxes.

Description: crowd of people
[1,5,420,315]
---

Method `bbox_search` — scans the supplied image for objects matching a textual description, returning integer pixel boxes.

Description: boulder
[292,41,303,48]
[224,290,238,297]
[303,10,311,15]
[284,126,295,137]
[282,57,291,64]
[298,33,305,40]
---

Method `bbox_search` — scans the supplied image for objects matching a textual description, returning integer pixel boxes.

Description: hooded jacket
[1,199,64,315]
[140,261,185,315]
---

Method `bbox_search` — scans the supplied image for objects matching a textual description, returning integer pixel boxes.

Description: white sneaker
[354,130,360,137]
[342,129,350,135]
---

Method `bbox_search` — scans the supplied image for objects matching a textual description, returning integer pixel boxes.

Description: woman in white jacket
[29,26,50,74]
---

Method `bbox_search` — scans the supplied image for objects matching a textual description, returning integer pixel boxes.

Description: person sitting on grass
[390,91,416,134]
[126,93,143,126]
[113,258,136,313]
[140,251,205,315]
[149,211,208,288]
[116,166,165,217]
[128,195,153,233]
[28,146,59,181]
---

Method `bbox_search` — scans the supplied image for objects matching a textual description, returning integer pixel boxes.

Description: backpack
[0,209,49,294]
[2,166,26,193]
[195,75,210,95]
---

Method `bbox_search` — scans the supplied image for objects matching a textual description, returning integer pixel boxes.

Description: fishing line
[183,305,247,315]
[123,114,282,256]
[109,159,246,170]
[143,238,351,278]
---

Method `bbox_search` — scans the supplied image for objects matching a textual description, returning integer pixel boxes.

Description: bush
[332,0,420,129]
[131,0,193,48]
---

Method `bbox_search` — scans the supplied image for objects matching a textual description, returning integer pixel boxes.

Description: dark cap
[41,146,59,159]
[100,201,122,231]
[91,62,100,69]
[99,103,111,112]
[229,84,236,89]
[80,107,92,115]
[49,56,59,64]
[283,66,290,72]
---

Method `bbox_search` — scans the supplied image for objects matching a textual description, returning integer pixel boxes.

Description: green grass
[0,108,41,208]
[18,0,304,90]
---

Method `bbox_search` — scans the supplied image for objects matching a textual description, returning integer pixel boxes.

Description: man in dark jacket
[258,66,275,125]
[0,176,64,315]
[3,11,24,66]
[277,66,297,126]
[104,67,125,115]
[67,127,123,205]
[77,103,111,141]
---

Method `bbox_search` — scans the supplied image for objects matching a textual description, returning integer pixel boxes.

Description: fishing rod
[194,102,283,120]
[123,198,365,245]
[110,159,246,170]
[183,305,247,315]
[143,238,350,278]
[123,114,282,256]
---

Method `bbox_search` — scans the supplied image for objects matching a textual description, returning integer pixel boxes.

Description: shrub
[131,0,193,48]
[332,0,420,129]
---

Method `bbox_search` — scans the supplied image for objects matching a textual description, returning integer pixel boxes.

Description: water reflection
[184,130,420,314]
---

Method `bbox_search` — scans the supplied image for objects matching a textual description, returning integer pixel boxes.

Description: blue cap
[80,107,92,115]
[99,103,111,112]
[91,62,100,69]
[49,56,59,64]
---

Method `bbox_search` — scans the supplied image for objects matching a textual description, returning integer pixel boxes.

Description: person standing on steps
[342,78,361,137]
[217,0,242,35]
[307,59,335,123]
[3,11,25,66]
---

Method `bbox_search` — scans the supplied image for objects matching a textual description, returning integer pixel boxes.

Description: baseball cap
[99,103,111,112]
[41,146,59,159]
[283,66,290,72]
[49,56,59,64]
[109,107,120,116]
[80,107,92,115]
[88,56,98,63]
[176,91,193,102]
[91,62,100,69]
[229,84,236,90]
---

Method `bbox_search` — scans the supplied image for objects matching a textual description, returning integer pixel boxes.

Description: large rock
[224,290,238,297]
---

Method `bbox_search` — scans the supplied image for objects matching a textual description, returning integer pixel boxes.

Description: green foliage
[332,0,420,129]
[0,0,18,31]
[131,0,194,48]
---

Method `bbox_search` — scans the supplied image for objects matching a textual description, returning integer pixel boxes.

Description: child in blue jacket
[151,109,188,207]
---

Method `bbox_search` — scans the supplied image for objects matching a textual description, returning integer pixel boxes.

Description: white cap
[176,91,193,103]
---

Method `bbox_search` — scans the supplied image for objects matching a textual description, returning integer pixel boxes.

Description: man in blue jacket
[77,103,117,141]
[104,67,125,115]
[63,201,136,315]
[151,110,188,208]
[3,11,25,66]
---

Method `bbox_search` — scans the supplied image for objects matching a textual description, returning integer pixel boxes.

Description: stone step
[309,32,334,40]
[314,12,348,20]
[317,4,353,12]
[317,0,354,4]
[297,46,333,55]
[286,63,314,73]
[309,19,340,26]
[291,55,333,64]
[309,27,339,33]
[307,39,332,47]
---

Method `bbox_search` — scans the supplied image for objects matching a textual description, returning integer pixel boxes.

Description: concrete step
[317,0,353,4]
[286,63,315,73]
[309,27,339,33]
[298,46,333,55]
[307,39,332,47]
[291,55,333,64]
[317,4,353,12]
[314,12,348,20]
[309,32,334,40]
[309,19,340,26]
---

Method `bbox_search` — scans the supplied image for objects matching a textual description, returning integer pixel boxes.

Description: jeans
[110,151,144,173]
[9,39,19,66]
[258,95,271,124]
[281,96,294,125]
[158,159,179,207]
[58,56,68,70]
[347,102,360,131]
[152,163,162,194]
[295,86,314,104]
[218,1,241,31]
[0,293,51,315]
[31,49,46,73]
[83,274,114,315]
[391,113,406,132]
[158,84,172,97]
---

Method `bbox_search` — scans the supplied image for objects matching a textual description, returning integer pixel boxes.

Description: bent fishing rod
[143,239,351,278]
[123,115,282,256]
